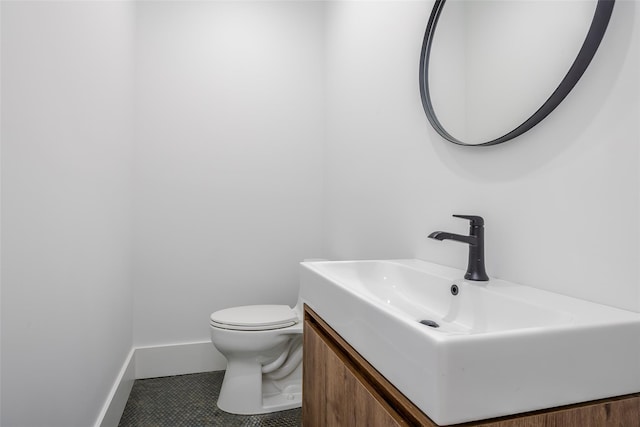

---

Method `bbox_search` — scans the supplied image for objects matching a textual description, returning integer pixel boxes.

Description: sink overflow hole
[419,319,440,328]
[451,284,459,295]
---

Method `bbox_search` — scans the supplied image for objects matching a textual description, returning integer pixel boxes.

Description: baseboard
[95,348,136,427]
[95,341,227,427]
[134,340,227,379]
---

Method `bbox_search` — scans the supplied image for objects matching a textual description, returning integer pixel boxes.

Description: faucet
[429,215,489,281]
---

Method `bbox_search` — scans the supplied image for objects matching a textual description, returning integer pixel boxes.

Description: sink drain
[419,319,440,328]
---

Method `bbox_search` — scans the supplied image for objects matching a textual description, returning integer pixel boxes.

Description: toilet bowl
[210,304,303,415]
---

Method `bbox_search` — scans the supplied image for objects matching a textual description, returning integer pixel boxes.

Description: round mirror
[419,0,615,146]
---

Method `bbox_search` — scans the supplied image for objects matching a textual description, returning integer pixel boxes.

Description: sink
[299,259,640,425]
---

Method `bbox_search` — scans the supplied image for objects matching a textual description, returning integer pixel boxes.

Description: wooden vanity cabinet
[302,305,640,427]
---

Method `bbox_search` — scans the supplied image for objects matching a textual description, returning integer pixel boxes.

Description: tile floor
[118,371,302,427]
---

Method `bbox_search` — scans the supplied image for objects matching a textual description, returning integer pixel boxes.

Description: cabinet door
[303,319,406,427]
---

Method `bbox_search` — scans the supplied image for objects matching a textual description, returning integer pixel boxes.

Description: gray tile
[118,371,302,427]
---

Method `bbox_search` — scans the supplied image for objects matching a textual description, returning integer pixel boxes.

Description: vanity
[299,259,640,426]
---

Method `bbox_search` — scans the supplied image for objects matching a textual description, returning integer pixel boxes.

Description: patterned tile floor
[118,371,302,427]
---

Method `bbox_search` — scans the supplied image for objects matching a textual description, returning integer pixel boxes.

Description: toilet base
[217,360,302,415]
[262,383,302,413]
[216,362,302,415]
[217,389,301,415]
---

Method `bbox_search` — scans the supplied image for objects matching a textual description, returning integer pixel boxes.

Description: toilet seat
[210,305,298,331]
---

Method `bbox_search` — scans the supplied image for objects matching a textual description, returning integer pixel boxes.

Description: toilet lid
[210,305,298,331]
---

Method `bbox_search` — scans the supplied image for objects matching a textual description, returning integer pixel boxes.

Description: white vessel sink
[300,259,640,425]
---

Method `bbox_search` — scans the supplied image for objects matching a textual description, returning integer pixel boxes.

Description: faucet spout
[428,231,476,245]
[429,215,489,282]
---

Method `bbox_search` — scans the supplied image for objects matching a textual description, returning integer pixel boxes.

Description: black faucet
[429,215,489,281]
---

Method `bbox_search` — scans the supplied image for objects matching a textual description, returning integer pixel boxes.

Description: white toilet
[209,304,303,415]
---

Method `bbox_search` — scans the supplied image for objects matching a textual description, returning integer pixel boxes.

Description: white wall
[324,0,640,312]
[1,2,135,426]
[0,2,325,423]
[132,1,325,346]
[1,0,637,424]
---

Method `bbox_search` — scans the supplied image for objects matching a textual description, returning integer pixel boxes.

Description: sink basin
[299,259,640,425]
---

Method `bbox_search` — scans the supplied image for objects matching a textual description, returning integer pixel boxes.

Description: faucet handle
[453,215,484,227]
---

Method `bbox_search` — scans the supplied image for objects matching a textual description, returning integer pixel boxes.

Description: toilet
[209,303,303,415]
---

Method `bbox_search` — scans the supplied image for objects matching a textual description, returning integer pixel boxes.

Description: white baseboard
[95,341,227,427]
[135,340,227,379]
[95,348,136,427]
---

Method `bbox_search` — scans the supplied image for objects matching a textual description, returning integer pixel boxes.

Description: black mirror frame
[419,0,615,147]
